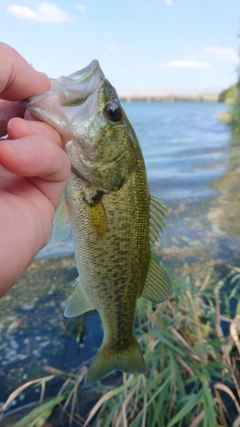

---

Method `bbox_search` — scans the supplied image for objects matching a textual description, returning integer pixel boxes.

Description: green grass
[231,78,240,135]
[217,69,240,135]
[1,266,240,426]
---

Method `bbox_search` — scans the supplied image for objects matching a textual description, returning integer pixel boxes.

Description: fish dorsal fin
[52,194,72,243]
[149,195,166,248]
[141,254,172,303]
[84,195,108,240]
[64,277,94,318]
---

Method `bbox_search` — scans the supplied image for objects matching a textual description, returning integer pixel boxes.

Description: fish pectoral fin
[84,194,108,240]
[141,254,172,303]
[64,278,94,318]
[52,194,72,243]
[149,195,167,248]
[85,336,145,386]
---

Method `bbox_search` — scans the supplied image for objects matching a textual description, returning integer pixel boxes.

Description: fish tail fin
[85,336,145,386]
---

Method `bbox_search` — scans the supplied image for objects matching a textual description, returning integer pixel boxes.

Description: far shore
[119,89,221,103]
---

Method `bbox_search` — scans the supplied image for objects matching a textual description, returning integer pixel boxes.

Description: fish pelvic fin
[64,278,94,318]
[85,336,145,386]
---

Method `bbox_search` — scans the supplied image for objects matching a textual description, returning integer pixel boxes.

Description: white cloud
[164,60,210,69]
[7,2,71,23]
[108,44,135,52]
[75,4,86,13]
[165,0,173,6]
[203,46,239,63]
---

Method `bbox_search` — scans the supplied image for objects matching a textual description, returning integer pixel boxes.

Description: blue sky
[0,0,239,91]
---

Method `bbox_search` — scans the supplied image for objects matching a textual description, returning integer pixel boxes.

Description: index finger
[0,43,50,101]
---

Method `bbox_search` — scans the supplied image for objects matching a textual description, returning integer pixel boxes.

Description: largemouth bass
[22,60,171,385]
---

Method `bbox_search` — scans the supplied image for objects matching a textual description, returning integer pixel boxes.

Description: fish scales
[22,59,172,385]
[67,165,149,346]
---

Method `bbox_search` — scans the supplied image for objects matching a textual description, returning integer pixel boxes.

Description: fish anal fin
[64,278,94,318]
[141,254,172,303]
[85,336,145,386]
[84,195,108,240]
[52,193,72,243]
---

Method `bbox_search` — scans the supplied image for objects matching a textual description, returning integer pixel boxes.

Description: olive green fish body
[65,146,149,382]
[22,60,172,385]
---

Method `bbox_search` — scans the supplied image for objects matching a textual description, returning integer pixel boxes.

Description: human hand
[0,43,71,296]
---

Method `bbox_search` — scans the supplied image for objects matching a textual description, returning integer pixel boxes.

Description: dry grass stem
[200,275,211,291]
[189,410,205,427]
[59,366,88,426]
[186,290,204,345]
[233,415,240,427]
[0,374,54,419]
[176,356,195,378]
[214,383,240,414]
[170,327,192,348]
[230,315,240,354]
[214,388,230,424]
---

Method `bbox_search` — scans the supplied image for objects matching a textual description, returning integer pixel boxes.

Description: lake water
[129,101,228,200]
[38,101,239,265]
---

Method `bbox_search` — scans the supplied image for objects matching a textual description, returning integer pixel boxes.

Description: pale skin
[0,43,71,297]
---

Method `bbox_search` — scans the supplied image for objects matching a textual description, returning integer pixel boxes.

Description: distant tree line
[218,53,240,134]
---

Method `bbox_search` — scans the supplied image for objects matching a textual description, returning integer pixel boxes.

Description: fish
[22,60,172,385]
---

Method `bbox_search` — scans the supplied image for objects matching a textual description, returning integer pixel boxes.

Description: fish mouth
[22,60,105,110]
[62,59,102,85]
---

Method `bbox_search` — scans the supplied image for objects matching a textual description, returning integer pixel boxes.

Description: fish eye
[105,102,123,123]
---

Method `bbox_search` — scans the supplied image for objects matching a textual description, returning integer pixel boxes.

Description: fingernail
[11,140,27,158]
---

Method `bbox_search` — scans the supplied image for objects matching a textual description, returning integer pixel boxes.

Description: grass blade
[166,390,203,427]
[13,395,66,427]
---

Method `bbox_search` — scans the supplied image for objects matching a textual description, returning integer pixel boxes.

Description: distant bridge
[118,89,222,102]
